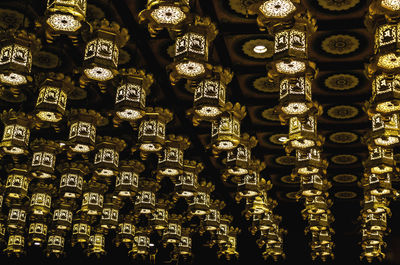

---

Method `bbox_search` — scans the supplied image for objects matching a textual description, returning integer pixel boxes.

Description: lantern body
[7,208,26,229]
[88,233,106,256]
[288,115,317,148]
[47,234,65,255]
[211,113,241,151]
[179,236,192,255]
[202,208,221,231]
[299,174,325,197]
[237,172,260,197]
[53,208,73,230]
[28,222,48,245]
[163,222,182,244]
[363,213,387,231]
[5,234,25,255]
[275,28,307,59]
[374,22,400,56]
[372,73,400,103]
[304,196,329,214]
[307,213,330,231]
[226,144,250,175]
[158,146,184,177]
[279,76,312,115]
[35,81,68,123]
[371,113,400,146]
[5,171,30,200]
[94,145,119,177]
[115,82,146,121]
[362,173,393,196]
[188,191,210,215]
[59,171,84,198]
[30,192,52,215]
[134,233,150,255]
[45,0,87,33]
[81,192,104,215]
[101,205,119,230]
[151,207,168,230]
[72,222,91,245]
[117,222,135,244]
[193,79,226,118]
[1,121,30,155]
[175,170,198,197]
[138,116,166,152]
[365,146,394,174]
[115,169,139,197]
[31,147,57,179]
[68,114,97,154]
[295,148,323,173]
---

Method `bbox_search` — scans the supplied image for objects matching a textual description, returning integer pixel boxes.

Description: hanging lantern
[115,214,136,248]
[201,200,225,233]
[361,243,385,262]
[66,109,106,156]
[367,0,400,19]
[285,114,323,152]
[138,0,191,37]
[306,213,333,232]
[44,0,87,39]
[360,173,396,197]
[130,228,152,258]
[293,148,328,175]
[100,195,122,230]
[52,199,74,231]
[0,30,40,86]
[81,181,106,216]
[137,107,173,157]
[30,183,55,216]
[302,195,331,215]
[177,228,192,258]
[115,160,144,198]
[188,181,213,216]
[371,73,400,103]
[362,195,390,215]
[211,103,246,153]
[28,220,48,246]
[364,145,394,174]
[260,213,282,232]
[298,174,331,198]
[223,134,257,179]
[134,179,159,216]
[81,19,129,83]
[0,110,32,156]
[237,170,271,199]
[58,161,89,199]
[361,229,385,248]
[167,15,217,84]
[34,73,72,124]
[370,113,400,146]
[274,22,311,59]
[114,68,153,122]
[311,230,333,246]
[157,135,190,179]
[216,215,233,245]
[263,242,285,261]
[71,214,91,247]
[150,199,171,231]
[243,193,277,218]
[174,160,202,197]
[93,136,126,179]
[45,230,66,257]
[362,212,388,231]
[4,164,30,201]
[87,228,107,257]
[310,242,334,261]
[4,232,25,257]
[192,68,232,121]
[217,227,240,260]
[7,206,27,230]
[30,139,60,179]
[162,214,182,245]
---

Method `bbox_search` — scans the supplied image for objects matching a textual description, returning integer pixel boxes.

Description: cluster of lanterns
[248,0,334,261]
[361,0,400,261]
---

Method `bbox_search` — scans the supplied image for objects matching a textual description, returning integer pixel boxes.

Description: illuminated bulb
[140,143,162,152]
[175,61,205,77]
[374,136,399,146]
[95,169,114,177]
[278,136,288,142]
[238,190,259,197]
[227,168,248,175]
[116,109,143,121]
[376,101,400,113]
[195,106,221,117]
[298,167,319,174]
[46,14,81,32]
[381,0,400,10]
[150,6,186,25]
[276,60,306,74]
[70,144,91,153]
[371,165,392,174]
[253,45,267,53]
[0,73,27,85]
[216,140,234,150]
[3,146,24,155]
[377,53,400,69]
[259,0,296,18]
[84,67,114,81]
[281,102,309,115]
[291,139,315,148]
[159,168,179,176]
[36,111,62,122]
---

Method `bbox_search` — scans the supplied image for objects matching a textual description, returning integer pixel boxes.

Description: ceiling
[1,0,400,264]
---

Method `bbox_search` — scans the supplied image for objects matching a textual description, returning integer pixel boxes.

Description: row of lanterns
[248,0,334,261]
[361,0,400,261]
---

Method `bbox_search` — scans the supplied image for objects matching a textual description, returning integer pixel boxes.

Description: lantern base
[194,106,221,118]
[70,144,91,153]
[46,14,82,33]
[84,67,114,82]
[36,111,63,123]
[116,109,144,121]
[0,73,27,86]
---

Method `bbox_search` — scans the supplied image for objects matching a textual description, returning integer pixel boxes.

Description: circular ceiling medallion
[118,49,131,65]
[329,131,358,144]
[275,155,296,165]
[333,174,358,183]
[281,175,300,184]
[242,39,274,59]
[327,105,359,119]
[253,77,279,93]
[33,51,59,69]
[261,108,280,121]
[286,191,298,200]
[317,0,360,11]
[334,191,357,199]
[228,0,258,15]
[324,74,359,90]
[268,133,287,145]
[331,154,358,165]
[0,8,28,29]
[321,34,360,55]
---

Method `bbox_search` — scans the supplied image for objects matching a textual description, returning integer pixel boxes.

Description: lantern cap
[183,160,204,174]
[88,19,130,48]
[67,108,107,126]
[119,160,145,173]
[6,162,29,173]
[30,138,62,153]
[144,106,174,123]
[118,68,154,94]
[95,135,126,152]
[1,109,33,127]
[30,182,56,195]
[139,179,161,192]
[1,29,42,53]
[165,134,191,150]
[38,72,75,93]
[170,15,218,42]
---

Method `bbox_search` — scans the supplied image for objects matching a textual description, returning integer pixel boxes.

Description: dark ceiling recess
[0,0,400,265]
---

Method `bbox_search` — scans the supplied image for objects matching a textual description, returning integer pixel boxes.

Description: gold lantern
[306,213,333,232]
[302,195,331,215]
[28,220,48,246]
[363,145,395,174]
[7,206,27,230]
[370,113,400,146]
[274,23,310,59]
[361,229,385,247]
[293,148,328,175]
[0,110,32,156]
[66,109,106,156]
[237,170,271,200]
[71,214,91,247]
[360,173,396,197]
[174,160,202,197]
[115,214,136,248]
[114,68,153,122]
[81,19,129,83]
[0,30,40,86]
[87,228,106,257]
[45,230,66,257]
[176,228,192,258]
[4,164,30,201]
[93,136,126,179]
[298,174,331,198]
[372,73,400,103]
[263,242,285,261]
[34,73,72,124]
[362,212,388,231]
[361,243,385,262]
[138,0,191,37]
[29,182,55,216]
[157,135,190,179]
[217,227,240,260]
[150,199,171,231]
[81,181,106,216]
[311,230,333,246]
[58,161,89,199]
[4,232,25,257]
[362,195,390,215]
[130,227,152,259]
[188,181,213,216]
[223,134,257,180]
[134,179,160,216]
[30,139,60,179]
[167,15,217,84]
[136,107,173,157]
[216,215,233,245]
[310,242,334,261]
[210,103,246,153]
[162,214,182,245]
[52,199,74,231]
[368,0,400,19]
[201,200,225,232]
[44,0,87,40]
[115,160,144,198]
[100,195,121,230]
[192,68,232,121]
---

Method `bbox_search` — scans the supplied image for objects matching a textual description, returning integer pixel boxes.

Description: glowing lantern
[30,139,60,179]
[115,160,144,198]
[157,135,190,179]
[0,110,32,156]
[58,161,89,199]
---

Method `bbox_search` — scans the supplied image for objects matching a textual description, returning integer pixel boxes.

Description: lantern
[7,206,27,230]
[192,68,232,121]
[93,136,125,178]
[115,214,136,247]
[52,199,74,231]
[150,199,171,231]
[157,135,190,179]
[131,228,151,257]
[45,230,66,257]
[45,0,87,36]
[311,230,332,245]
[188,181,213,216]
[134,180,159,216]
[201,200,224,232]
[82,19,129,82]
[115,160,144,197]
[372,73,400,103]
[363,212,388,231]
[303,195,331,215]
[87,228,106,257]
[29,183,54,216]
[364,146,394,174]
[217,215,233,244]
[174,160,202,197]
[4,232,25,257]
[114,68,153,122]
[360,173,395,197]
[162,214,182,245]
[100,195,121,230]
[0,110,32,156]
[362,195,390,215]
[293,148,327,175]
[34,73,72,123]
[274,26,308,60]
[30,139,60,179]
[138,0,191,37]
[66,109,106,156]
[298,174,330,198]
[371,113,400,146]
[177,229,192,257]
[361,229,384,247]
[237,171,269,199]
[58,161,89,199]
[310,242,334,261]
[137,107,173,157]
[306,213,333,232]
[81,182,106,216]
[4,165,30,201]
[167,15,217,84]
[28,221,48,246]
[0,30,40,86]
[285,114,323,152]
[71,214,91,246]
[217,227,240,260]
[361,243,385,262]
[263,243,285,261]
[211,103,245,152]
